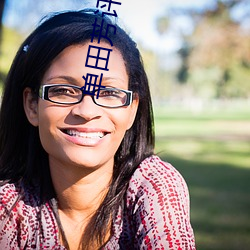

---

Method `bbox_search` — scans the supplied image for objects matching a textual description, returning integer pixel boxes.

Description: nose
[71,95,103,120]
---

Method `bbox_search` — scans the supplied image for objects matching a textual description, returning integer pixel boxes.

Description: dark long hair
[0,9,154,249]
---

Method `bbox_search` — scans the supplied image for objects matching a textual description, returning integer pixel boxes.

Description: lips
[64,130,105,139]
[60,128,110,146]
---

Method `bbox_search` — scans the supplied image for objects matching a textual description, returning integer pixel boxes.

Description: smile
[63,129,106,139]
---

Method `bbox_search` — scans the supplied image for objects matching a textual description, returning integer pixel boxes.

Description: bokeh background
[0,0,250,249]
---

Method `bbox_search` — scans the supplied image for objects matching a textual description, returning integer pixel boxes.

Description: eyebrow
[101,76,126,85]
[45,75,126,88]
[45,75,79,85]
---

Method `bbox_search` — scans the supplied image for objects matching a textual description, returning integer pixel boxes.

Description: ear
[23,87,39,127]
[126,94,139,130]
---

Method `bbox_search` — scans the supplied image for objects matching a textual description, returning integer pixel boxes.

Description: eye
[98,88,123,98]
[49,86,79,96]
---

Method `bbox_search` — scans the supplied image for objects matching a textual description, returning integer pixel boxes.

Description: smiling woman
[0,9,195,250]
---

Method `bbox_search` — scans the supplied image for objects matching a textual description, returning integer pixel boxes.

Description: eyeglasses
[39,84,133,108]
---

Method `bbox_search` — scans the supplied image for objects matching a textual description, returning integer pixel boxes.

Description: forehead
[42,42,128,85]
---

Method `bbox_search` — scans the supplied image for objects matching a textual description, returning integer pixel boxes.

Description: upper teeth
[66,130,105,138]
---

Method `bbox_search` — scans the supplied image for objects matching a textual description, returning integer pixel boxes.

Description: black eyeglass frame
[39,84,133,108]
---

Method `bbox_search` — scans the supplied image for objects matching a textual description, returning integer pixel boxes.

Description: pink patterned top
[0,155,195,249]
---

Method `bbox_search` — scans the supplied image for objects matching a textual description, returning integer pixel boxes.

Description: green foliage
[156,0,250,99]
[0,26,23,86]
[188,1,250,98]
[139,45,174,104]
[156,16,169,35]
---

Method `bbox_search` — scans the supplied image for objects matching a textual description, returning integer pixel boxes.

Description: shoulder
[137,154,183,178]
[0,181,21,212]
[129,155,189,197]
[0,181,40,220]
[125,155,191,216]
[0,181,39,203]
[121,155,195,249]
[0,181,60,248]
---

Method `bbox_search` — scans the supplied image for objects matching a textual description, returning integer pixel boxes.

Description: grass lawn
[154,105,250,250]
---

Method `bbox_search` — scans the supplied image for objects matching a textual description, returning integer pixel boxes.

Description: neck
[49,158,113,219]
[49,158,113,249]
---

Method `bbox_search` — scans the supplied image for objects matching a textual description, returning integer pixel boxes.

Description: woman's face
[24,42,138,172]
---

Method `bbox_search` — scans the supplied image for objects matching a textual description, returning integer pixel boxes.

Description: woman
[0,9,195,250]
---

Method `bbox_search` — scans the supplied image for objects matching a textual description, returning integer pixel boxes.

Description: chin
[63,150,114,170]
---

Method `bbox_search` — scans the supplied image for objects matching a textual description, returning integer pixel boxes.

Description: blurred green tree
[157,0,250,99]
[0,0,87,86]
[189,0,250,98]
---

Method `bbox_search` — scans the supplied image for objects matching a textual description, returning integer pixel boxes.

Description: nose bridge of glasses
[77,85,97,103]
[77,88,98,106]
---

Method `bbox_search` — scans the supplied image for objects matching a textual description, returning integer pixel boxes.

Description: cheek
[111,108,135,133]
[37,105,63,148]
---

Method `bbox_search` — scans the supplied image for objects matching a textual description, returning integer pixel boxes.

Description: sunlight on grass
[155,119,250,138]
[154,106,250,250]
[156,140,250,169]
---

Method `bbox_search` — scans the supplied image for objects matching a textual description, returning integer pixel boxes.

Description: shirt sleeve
[125,156,196,250]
